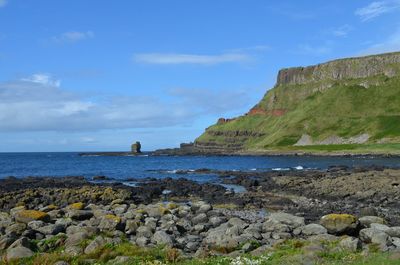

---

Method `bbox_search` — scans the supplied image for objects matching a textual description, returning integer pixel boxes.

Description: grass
[195,73,400,155]
[2,239,400,265]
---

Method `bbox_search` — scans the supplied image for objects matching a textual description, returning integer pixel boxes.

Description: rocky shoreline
[1,167,400,264]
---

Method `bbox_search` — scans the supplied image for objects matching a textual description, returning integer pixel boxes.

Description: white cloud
[359,27,400,55]
[356,1,400,21]
[0,0,7,7]
[51,31,94,43]
[332,25,353,37]
[21,73,61,87]
[133,52,250,65]
[0,75,251,132]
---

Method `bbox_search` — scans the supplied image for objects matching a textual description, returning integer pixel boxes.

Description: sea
[1,153,400,188]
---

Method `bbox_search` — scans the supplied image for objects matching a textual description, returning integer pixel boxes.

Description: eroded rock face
[276,52,400,86]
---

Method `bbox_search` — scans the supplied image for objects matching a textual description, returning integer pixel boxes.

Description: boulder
[359,228,390,250]
[37,224,65,235]
[14,210,50,224]
[301,224,327,236]
[98,214,123,231]
[152,231,173,246]
[65,210,93,221]
[359,216,385,228]
[339,237,361,252]
[6,246,34,261]
[84,236,111,254]
[320,214,358,235]
[192,213,208,225]
[265,212,305,230]
[136,226,153,238]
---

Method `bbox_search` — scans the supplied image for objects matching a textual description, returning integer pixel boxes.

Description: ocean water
[1,153,400,184]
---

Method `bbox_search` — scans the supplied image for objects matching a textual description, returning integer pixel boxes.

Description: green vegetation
[196,67,400,154]
[3,239,400,265]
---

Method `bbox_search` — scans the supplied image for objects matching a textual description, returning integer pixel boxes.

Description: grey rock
[152,231,173,246]
[136,236,149,247]
[27,220,45,230]
[84,236,110,254]
[37,224,65,235]
[192,213,208,225]
[136,226,153,238]
[64,245,83,256]
[370,223,391,233]
[65,232,89,248]
[339,237,361,252]
[0,236,15,250]
[107,256,131,264]
[98,215,123,231]
[6,246,34,261]
[125,219,139,235]
[6,223,27,236]
[265,212,305,229]
[209,216,226,227]
[359,216,385,228]
[53,261,70,265]
[66,210,93,221]
[359,228,389,250]
[391,237,400,248]
[301,224,327,236]
[387,227,400,238]
[228,217,247,228]
[8,237,32,249]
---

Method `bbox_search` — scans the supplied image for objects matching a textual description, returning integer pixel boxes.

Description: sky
[0,0,399,152]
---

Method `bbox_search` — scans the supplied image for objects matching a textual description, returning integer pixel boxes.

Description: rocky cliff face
[276,52,400,86]
[194,51,400,154]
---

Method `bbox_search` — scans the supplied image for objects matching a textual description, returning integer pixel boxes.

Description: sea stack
[131,141,142,153]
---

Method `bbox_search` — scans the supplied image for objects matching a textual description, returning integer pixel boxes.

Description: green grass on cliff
[196,74,400,154]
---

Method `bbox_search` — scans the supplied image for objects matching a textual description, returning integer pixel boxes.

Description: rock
[370,223,391,233]
[210,216,226,227]
[6,246,34,261]
[5,223,27,236]
[27,220,45,230]
[359,228,389,250]
[8,237,32,249]
[136,226,153,238]
[53,261,70,265]
[152,231,173,246]
[68,202,85,210]
[136,236,149,247]
[241,242,257,253]
[387,227,400,238]
[359,216,385,228]
[84,236,110,254]
[0,236,15,250]
[339,237,361,252]
[125,220,139,235]
[320,214,358,235]
[14,210,50,224]
[98,214,123,231]
[65,210,93,221]
[192,213,208,225]
[301,224,327,236]
[308,234,339,243]
[228,217,247,228]
[391,237,400,248]
[131,141,142,153]
[251,245,273,256]
[37,224,65,235]
[108,256,131,264]
[64,245,83,256]
[265,212,305,230]
[65,232,89,248]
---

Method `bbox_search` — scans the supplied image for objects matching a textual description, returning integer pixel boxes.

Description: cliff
[194,51,400,154]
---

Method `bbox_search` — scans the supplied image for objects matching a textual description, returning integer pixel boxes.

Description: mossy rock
[104,214,122,223]
[68,202,85,210]
[14,210,50,223]
[320,214,359,235]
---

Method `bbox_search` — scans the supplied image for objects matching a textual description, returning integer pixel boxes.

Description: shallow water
[1,152,400,183]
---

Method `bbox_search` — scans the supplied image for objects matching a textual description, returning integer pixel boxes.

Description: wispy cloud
[359,27,400,55]
[51,31,94,43]
[332,25,353,37]
[295,43,332,56]
[355,1,400,21]
[21,73,61,87]
[0,75,252,132]
[133,52,250,65]
[0,0,7,7]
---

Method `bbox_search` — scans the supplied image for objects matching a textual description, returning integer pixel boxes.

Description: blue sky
[0,0,399,152]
